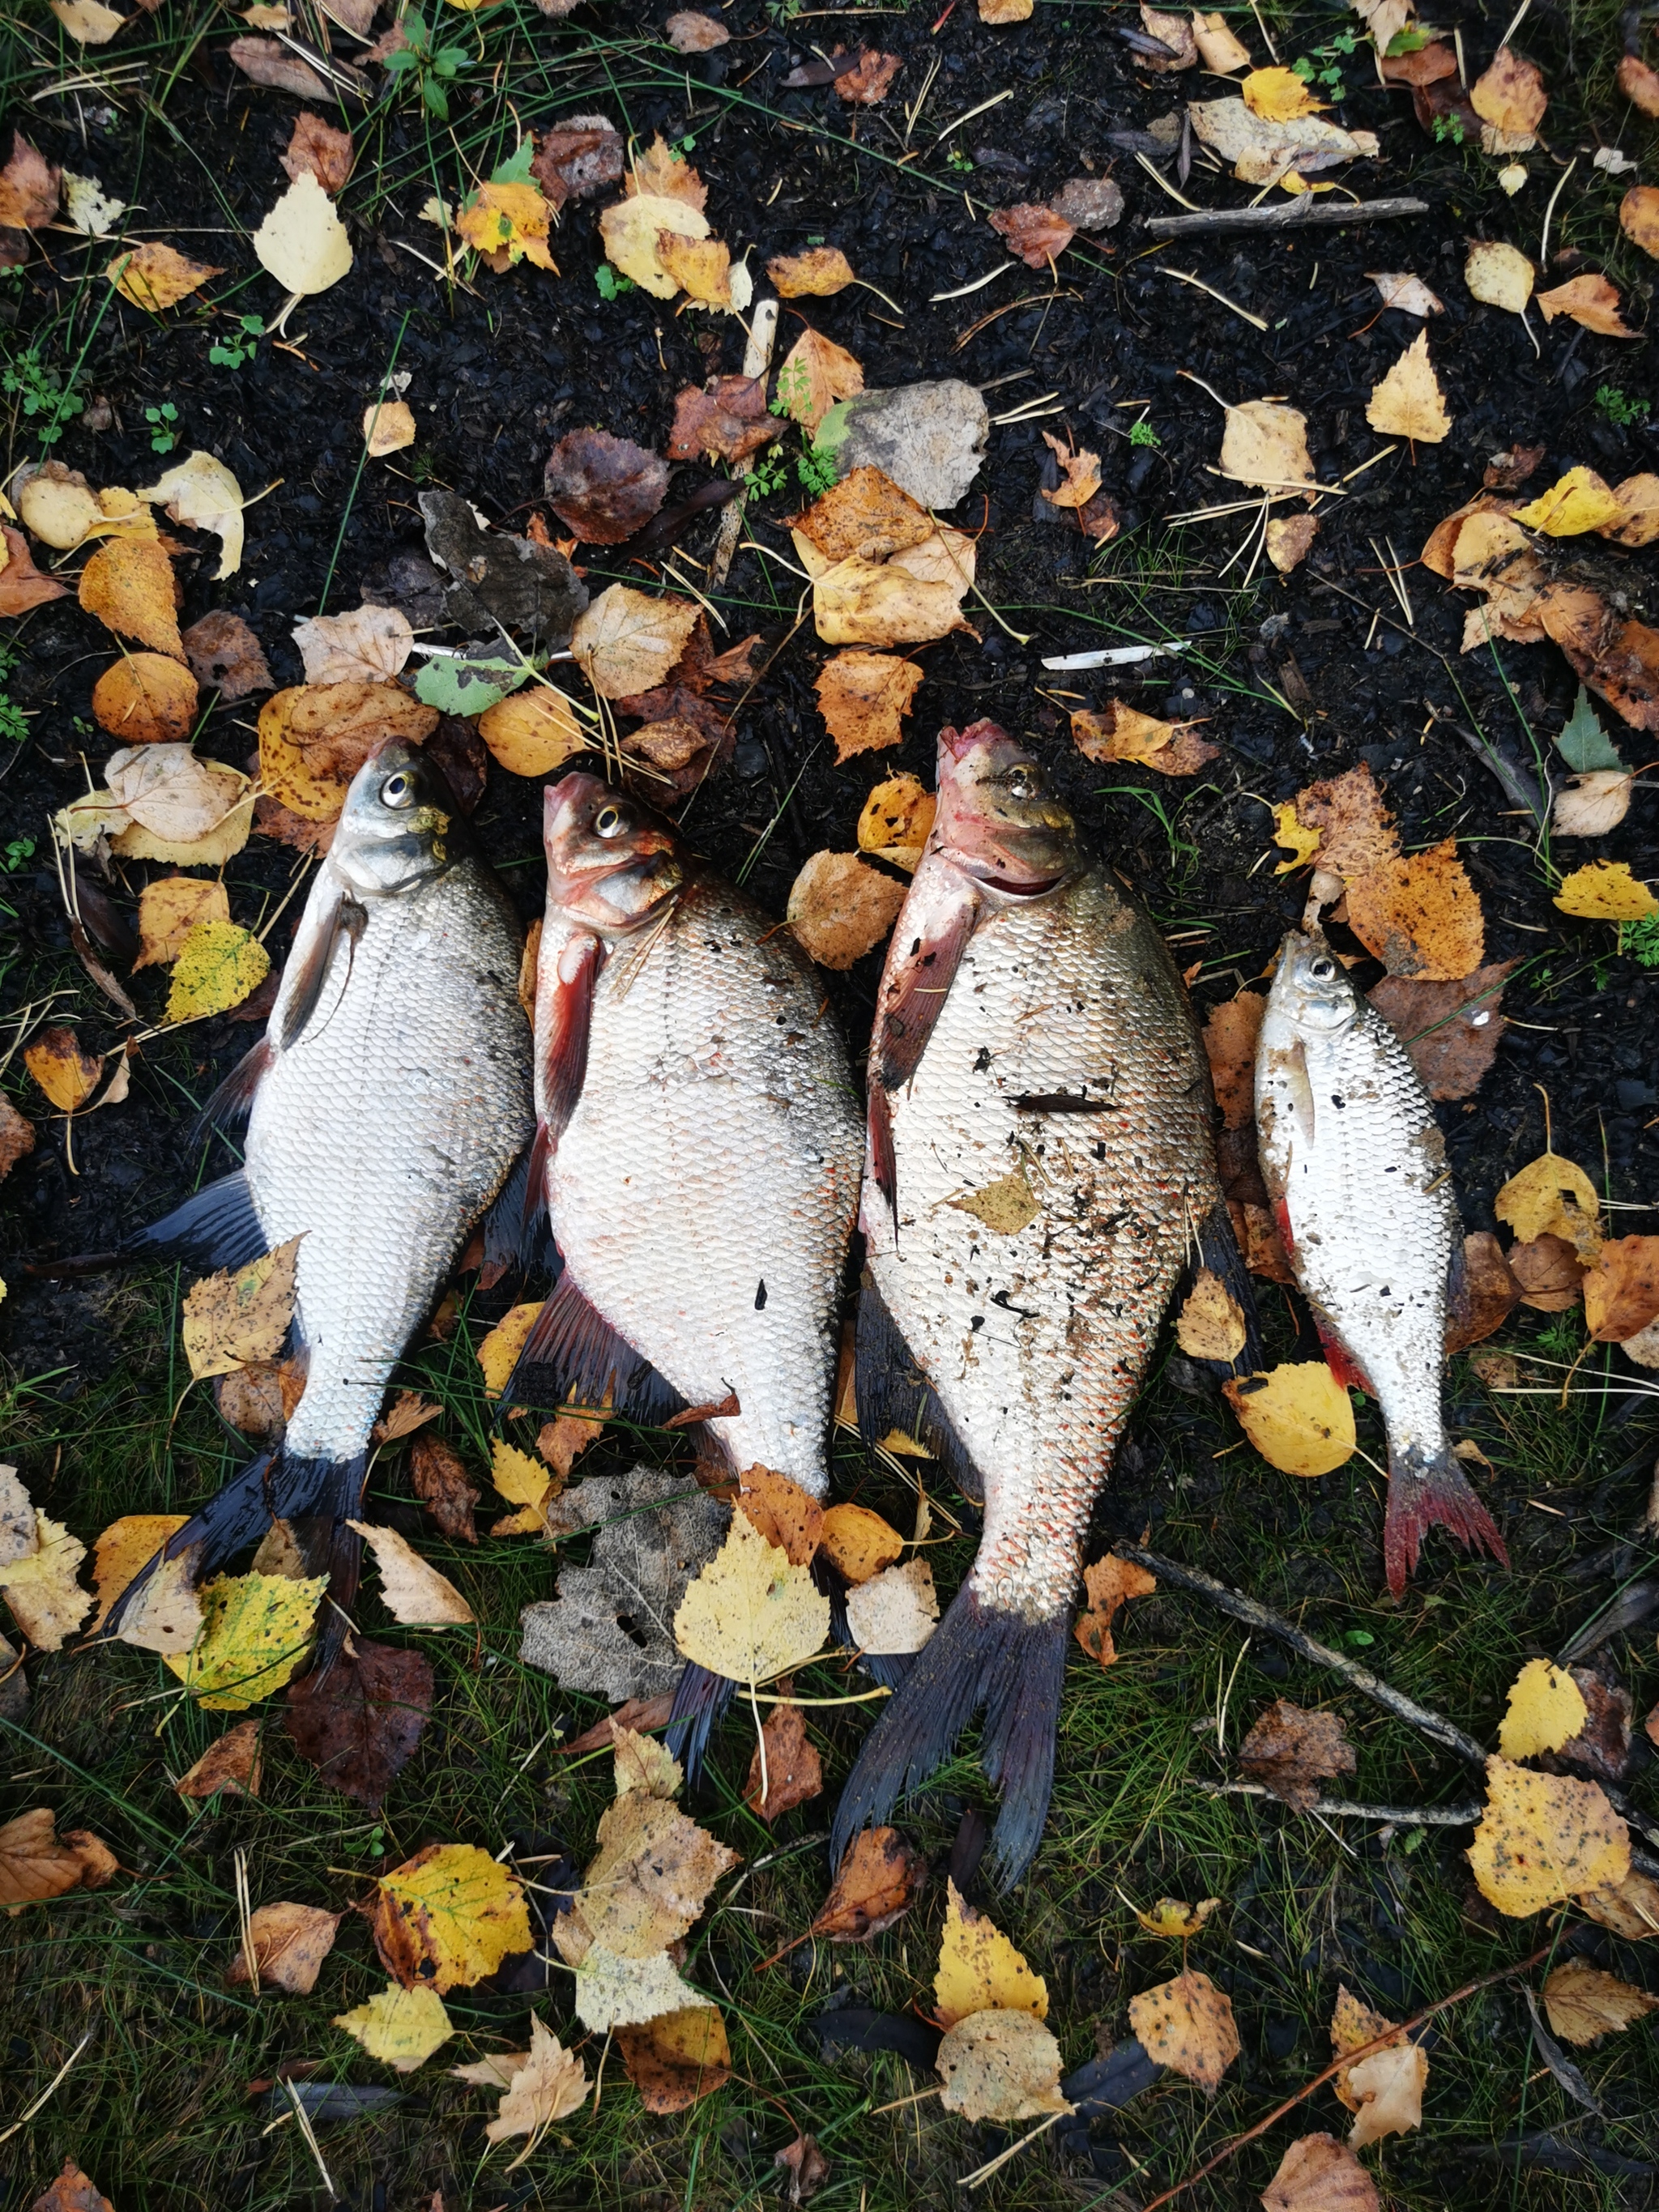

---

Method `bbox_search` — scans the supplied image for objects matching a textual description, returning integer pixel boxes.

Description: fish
[99,738,535,1634]
[1255,927,1509,1597]
[831,720,1252,1887]
[508,773,866,1762]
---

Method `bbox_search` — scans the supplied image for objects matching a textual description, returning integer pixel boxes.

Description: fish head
[932,720,1080,894]
[542,773,684,934]
[1271,930,1362,1037]
[333,739,463,895]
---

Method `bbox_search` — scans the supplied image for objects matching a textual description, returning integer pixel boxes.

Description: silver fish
[1256,927,1508,1596]
[832,720,1244,1886]
[510,774,865,1759]
[106,739,534,1626]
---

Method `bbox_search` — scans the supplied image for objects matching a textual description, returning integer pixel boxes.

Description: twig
[1131,1941,1555,2210]
[1112,1544,1486,1766]
[708,296,779,588]
[1144,196,1428,239]
[1193,1779,1482,1824]
[1158,266,1269,332]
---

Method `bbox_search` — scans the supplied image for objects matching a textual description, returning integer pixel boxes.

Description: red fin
[536,930,602,1145]
[1383,1444,1510,1598]
[1312,1313,1373,1396]
[520,1119,551,1242]
[190,1038,271,1146]
[872,868,979,1092]
[1272,1195,1297,1263]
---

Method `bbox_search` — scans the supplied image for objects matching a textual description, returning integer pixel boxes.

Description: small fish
[100,740,535,1633]
[1256,928,1509,1596]
[510,774,866,1762]
[831,721,1250,1886]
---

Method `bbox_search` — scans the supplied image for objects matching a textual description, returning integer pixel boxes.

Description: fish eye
[382,771,416,809]
[1309,957,1336,979]
[1005,765,1043,799]
[594,804,627,839]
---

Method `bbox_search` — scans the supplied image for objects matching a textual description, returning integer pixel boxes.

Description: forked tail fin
[1383,1441,1509,1599]
[829,1585,1068,1892]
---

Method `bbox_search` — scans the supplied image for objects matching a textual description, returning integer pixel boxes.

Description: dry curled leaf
[1507,1233,1584,1313]
[744,1698,823,1820]
[227,1899,341,1992]
[665,10,729,51]
[1239,1698,1356,1813]
[812,1825,925,1941]
[0,525,70,616]
[281,111,353,194]
[666,374,780,465]
[834,49,902,104]
[176,1717,263,1802]
[1074,1554,1156,1669]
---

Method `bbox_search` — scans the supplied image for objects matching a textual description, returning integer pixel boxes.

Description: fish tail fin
[664,1660,737,1779]
[830,1586,1068,1892]
[99,1444,368,1641]
[1383,1440,1510,1599]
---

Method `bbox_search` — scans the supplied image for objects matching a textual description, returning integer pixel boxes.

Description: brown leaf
[227,33,331,98]
[536,1404,606,1481]
[543,428,668,545]
[1619,53,1659,115]
[744,1698,824,1820]
[664,9,729,52]
[989,202,1074,268]
[176,1716,263,1800]
[284,1635,434,1806]
[408,1434,480,1545]
[1239,1698,1356,1812]
[1128,1969,1239,2092]
[227,1899,343,1993]
[0,525,70,616]
[628,131,708,209]
[1266,514,1320,574]
[28,2163,113,2212]
[1583,1235,1659,1342]
[24,1025,106,1114]
[1534,273,1638,339]
[91,650,198,744]
[0,1094,36,1183]
[1074,1554,1157,1668]
[616,2005,732,2111]
[1576,1863,1659,1940]
[795,465,932,565]
[1381,39,1457,83]
[815,649,923,761]
[532,115,624,208]
[281,112,353,194]
[736,1466,824,1565]
[0,134,58,230]
[0,1808,95,1907]
[258,682,437,821]
[1470,45,1548,139]
[63,1833,118,1889]
[774,2134,831,2205]
[1039,431,1103,509]
[1260,2133,1380,2212]
[1291,762,1400,883]
[181,609,271,699]
[834,49,902,103]
[557,1694,677,1757]
[1550,1668,1633,1785]
[1201,989,1267,1131]
[1367,960,1516,1101]
[768,245,855,297]
[1542,1957,1659,2046]
[1346,839,1484,981]
[216,1355,305,1440]
[811,1826,926,1941]
[1444,1231,1522,1353]
[787,850,906,969]
[1483,445,1548,491]
[79,537,182,657]
[775,326,864,434]
[666,374,781,464]
[1508,1233,1584,1311]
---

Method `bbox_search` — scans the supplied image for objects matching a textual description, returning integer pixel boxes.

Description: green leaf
[1556,686,1627,774]
[491,139,535,185]
[412,646,534,718]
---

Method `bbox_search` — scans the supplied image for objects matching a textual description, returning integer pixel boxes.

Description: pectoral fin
[278,886,366,1053]
[535,929,602,1148]
[872,865,979,1092]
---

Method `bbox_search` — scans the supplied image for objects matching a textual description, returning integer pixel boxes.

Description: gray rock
[419,490,589,650]
[1051,177,1126,232]
[518,1465,729,1703]
[837,381,989,512]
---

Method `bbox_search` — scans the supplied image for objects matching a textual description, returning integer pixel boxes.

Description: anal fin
[501,1269,685,1426]
[855,1270,983,1503]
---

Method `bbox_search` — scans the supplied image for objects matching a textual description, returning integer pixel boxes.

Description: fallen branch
[1192,1779,1482,1825]
[1143,194,1428,239]
[1132,1941,1555,2211]
[1113,1543,1486,1766]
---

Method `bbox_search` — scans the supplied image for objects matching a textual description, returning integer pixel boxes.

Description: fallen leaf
[1261,2133,1380,2212]
[834,48,902,103]
[182,610,271,700]
[1038,435,1105,511]
[627,132,707,208]
[0,525,70,615]
[818,1502,904,1586]
[1576,1864,1659,1941]
[1465,238,1535,313]
[775,326,864,434]
[1128,1969,1240,2092]
[165,1570,325,1710]
[136,449,245,581]
[1224,1363,1356,1477]
[536,1402,606,1481]
[1175,1268,1249,1363]
[79,536,181,655]
[285,1634,434,1805]
[936,1877,1047,2026]
[1330,1987,1427,2149]
[599,191,710,298]
[768,245,855,298]
[1192,11,1251,68]
[482,2014,589,2138]
[1368,961,1515,1101]
[1201,989,1267,1130]
[1468,1754,1629,1916]
[1365,329,1452,441]
[1495,1149,1602,1258]
[88,1509,191,1630]
[456,172,557,274]
[0,1807,105,1907]
[181,1238,300,1381]
[281,111,353,194]
[1583,1236,1659,1342]
[1266,514,1320,573]
[936,2008,1069,2124]
[176,1717,263,1801]
[254,172,353,296]
[257,682,437,823]
[674,1515,829,1684]
[488,1438,553,1536]
[666,373,779,466]
[812,651,924,765]
[665,8,728,50]
[809,526,975,648]
[372,1841,532,1993]
[544,428,667,544]
[1239,1698,1355,1812]
[227,1899,341,1992]
[774,2133,831,2206]
[855,771,935,872]
[24,1026,109,1114]
[1555,858,1659,921]
[1270,800,1321,872]
[292,604,413,686]
[1542,1957,1659,2046]
[988,202,1074,268]
[979,0,1034,16]
[812,1825,925,1941]
[1136,1895,1221,1938]
[166,918,271,1023]
[0,1099,36,1184]
[335,1980,454,2071]
[532,115,624,208]
[1074,1554,1158,1668]
[1138,2,1196,66]
[1499,1657,1587,1759]
[570,583,701,700]
[1293,761,1401,882]
[90,651,198,745]
[1243,65,1326,120]
[1,1507,92,1652]
[1346,838,1485,981]
[476,685,589,779]
[1534,273,1637,338]
[744,1698,824,1819]
[0,134,58,229]
[845,1558,938,1655]
[408,1433,478,1544]
[1507,1233,1585,1312]
[657,228,736,307]
[108,240,223,312]
[736,1467,823,1566]
[27,2167,113,2212]
[1368,270,1444,317]
[1188,94,1379,183]
[1619,184,1659,259]
[1470,46,1547,147]
[1515,467,1624,538]
[786,850,906,969]
[616,2005,731,2112]
[557,1924,702,2033]
[364,398,416,456]
[348,1520,474,1628]
[227,32,331,97]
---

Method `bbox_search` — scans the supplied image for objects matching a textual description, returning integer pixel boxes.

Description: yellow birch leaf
[818,1502,905,1585]
[1514,467,1626,536]
[1135,1896,1221,1938]
[108,241,224,312]
[935,1877,1048,2027]
[1128,1969,1240,2092]
[1542,1958,1659,2046]
[455,179,557,271]
[476,1302,544,1398]
[1497,1657,1588,1759]
[1223,1362,1356,1477]
[1494,1150,1602,1259]
[1365,330,1452,442]
[1242,66,1326,120]
[180,1237,302,1381]
[165,918,271,1022]
[335,1980,454,2071]
[134,876,229,970]
[372,1841,533,1992]
[1,1512,92,1651]
[672,1514,830,1684]
[1554,859,1659,922]
[164,1570,326,1709]
[477,686,590,777]
[1467,1755,1629,1916]
[1271,801,1320,872]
